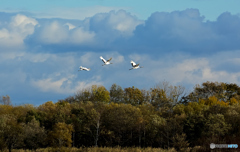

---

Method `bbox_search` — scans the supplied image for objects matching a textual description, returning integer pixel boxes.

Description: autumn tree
[150,87,169,110]
[75,85,110,103]
[136,104,156,147]
[124,86,145,105]
[48,122,74,148]
[182,81,240,103]
[37,101,57,130]
[91,85,110,103]
[0,114,7,151]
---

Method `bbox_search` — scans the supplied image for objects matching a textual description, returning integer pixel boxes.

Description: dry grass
[10,147,177,152]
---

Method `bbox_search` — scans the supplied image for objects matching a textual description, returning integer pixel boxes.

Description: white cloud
[31,74,103,94]
[146,57,240,87]
[0,28,23,49]
[37,21,95,44]
[70,27,95,44]
[0,28,10,39]
[39,21,68,44]
[64,23,76,30]
[10,14,38,37]
[107,10,143,36]
[31,77,69,93]
[0,14,38,50]
[89,10,143,37]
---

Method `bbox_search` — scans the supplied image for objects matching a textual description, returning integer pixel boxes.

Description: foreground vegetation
[11,147,179,152]
[1,81,240,152]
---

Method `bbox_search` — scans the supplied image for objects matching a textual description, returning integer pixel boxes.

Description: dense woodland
[1,81,240,152]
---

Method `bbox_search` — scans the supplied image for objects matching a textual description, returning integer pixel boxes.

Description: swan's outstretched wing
[107,57,112,62]
[100,56,107,63]
[135,63,140,67]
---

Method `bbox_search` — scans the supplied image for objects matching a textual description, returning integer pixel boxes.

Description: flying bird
[100,56,113,66]
[129,60,143,70]
[78,66,91,71]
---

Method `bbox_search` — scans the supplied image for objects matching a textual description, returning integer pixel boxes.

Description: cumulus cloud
[0,14,38,50]
[37,21,68,44]
[24,10,143,52]
[23,9,240,55]
[27,20,95,47]
[3,9,240,55]
[10,14,38,36]
[88,10,143,38]
[124,9,240,56]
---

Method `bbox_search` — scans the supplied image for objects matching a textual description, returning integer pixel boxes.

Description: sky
[0,0,240,105]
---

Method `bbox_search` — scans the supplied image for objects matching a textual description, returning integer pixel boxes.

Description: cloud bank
[0,9,240,105]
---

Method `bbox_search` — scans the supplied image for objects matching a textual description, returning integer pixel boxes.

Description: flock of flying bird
[78,56,143,71]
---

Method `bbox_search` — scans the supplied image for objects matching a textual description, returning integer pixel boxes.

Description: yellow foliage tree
[48,122,74,148]
[199,96,228,106]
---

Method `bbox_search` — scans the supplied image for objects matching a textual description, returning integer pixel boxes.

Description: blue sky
[0,0,240,105]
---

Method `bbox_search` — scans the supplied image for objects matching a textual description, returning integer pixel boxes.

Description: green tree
[0,114,23,152]
[204,114,231,141]
[110,83,124,103]
[149,114,166,147]
[22,118,46,150]
[103,103,142,146]
[54,100,72,124]
[183,113,206,146]
[70,102,94,147]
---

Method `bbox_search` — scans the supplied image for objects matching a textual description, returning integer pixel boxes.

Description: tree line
[1,81,240,152]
